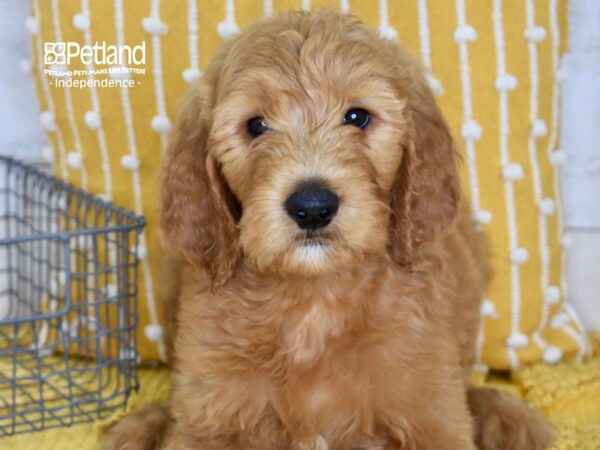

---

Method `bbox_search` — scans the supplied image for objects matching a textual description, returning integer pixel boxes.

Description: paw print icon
[44,42,66,65]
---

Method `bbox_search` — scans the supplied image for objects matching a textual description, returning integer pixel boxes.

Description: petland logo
[44,41,145,66]
[44,41,146,88]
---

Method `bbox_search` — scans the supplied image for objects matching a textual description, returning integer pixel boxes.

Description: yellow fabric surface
[3,337,599,449]
[28,0,589,369]
[2,367,170,450]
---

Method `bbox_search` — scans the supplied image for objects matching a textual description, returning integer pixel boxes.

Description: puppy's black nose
[285,182,339,230]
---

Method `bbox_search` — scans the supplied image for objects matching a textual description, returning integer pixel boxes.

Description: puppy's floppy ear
[388,85,461,266]
[159,81,240,289]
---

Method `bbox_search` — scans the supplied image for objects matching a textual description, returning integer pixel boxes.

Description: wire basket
[0,155,144,436]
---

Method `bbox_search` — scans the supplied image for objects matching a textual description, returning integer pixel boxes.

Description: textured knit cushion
[28,0,590,368]
[4,335,600,450]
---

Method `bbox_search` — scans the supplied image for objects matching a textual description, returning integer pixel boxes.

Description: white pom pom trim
[25,17,39,35]
[524,25,547,42]
[142,16,168,36]
[480,299,498,318]
[72,13,90,31]
[84,317,99,332]
[105,283,118,297]
[151,115,172,134]
[426,74,444,95]
[57,270,67,286]
[77,235,91,250]
[531,119,547,138]
[544,285,561,305]
[40,111,57,131]
[118,348,139,362]
[49,279,61,297]
[502,163,524,181]
[132,245,148,261]
[506,332,529,348]
[183,67,202,85]
[217,19,240,39]
[378,26,398,41]
[84,110,101,130]
[144,324,164,343]
[550,312,569,329]
[550,149,567,166]
[473,209,493,225]
[510,247,529,265]
[57,196,68,210]
[41,145,54,162]
[473,363,489,374]
[495,73,518,92]
[121,154,141,171]
[543,346,563,364]
[60,320,75,337]
[461,120,482,141]
[538,198,555,216]
[66,152,82,169]
[453,24,477,43]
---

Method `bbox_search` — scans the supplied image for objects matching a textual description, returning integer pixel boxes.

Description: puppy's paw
[99,405,169,450]
[292,435,329,450]
[468,387,555,450]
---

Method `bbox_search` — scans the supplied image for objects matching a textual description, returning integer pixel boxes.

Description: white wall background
[562,0,600,229]
[0,1,598,327]
[0,0,47,159]
[561,0,600,330]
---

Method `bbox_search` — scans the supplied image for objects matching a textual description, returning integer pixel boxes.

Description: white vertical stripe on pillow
[492,0,522,367]
[454,0,482,228]
[492,0,522,369]
[549,0,587,362]
[378,0,397,41]
[529,0,584,363]
[148,0,170,153]
[263,0,273,17]
[339,0,350,14]
[563,302,590,359]
[416,0,432,71]
[80,0,113,201]
[50,0,88,190]
[114,0,166,362]
[217,0,239,39]
[525,0,552,357]
[184,0,201,84]
[416,0,442,95]
[32,0,67,179]
[455,0,489,368]
[492,0,521,367]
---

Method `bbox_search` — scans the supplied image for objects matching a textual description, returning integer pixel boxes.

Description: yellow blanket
[3,335,599,450]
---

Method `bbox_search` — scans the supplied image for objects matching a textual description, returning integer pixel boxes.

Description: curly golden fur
[101,10,554,450]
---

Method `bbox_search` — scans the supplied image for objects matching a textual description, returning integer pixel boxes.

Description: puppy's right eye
[246,117,271,138]
[343,108,371,129]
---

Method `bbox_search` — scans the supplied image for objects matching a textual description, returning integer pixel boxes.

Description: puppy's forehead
[217,15,396,101]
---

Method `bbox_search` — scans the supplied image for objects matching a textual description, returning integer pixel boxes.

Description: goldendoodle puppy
[101,10,554,450]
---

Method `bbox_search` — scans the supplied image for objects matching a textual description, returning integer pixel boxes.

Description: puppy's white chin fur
[294,243,329,265]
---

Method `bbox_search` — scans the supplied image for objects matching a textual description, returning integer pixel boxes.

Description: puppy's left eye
[247,117,271,138]
[342,108,371,129]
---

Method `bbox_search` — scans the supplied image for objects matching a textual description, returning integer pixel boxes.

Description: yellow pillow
[29,0,590,368]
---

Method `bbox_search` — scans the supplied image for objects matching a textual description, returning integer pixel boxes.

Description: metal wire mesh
[0,156,144,436]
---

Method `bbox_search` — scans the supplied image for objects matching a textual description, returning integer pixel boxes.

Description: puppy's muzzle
[285,180,339,231]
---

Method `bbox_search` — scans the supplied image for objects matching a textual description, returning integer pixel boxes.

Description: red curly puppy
[102,10,554,450]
